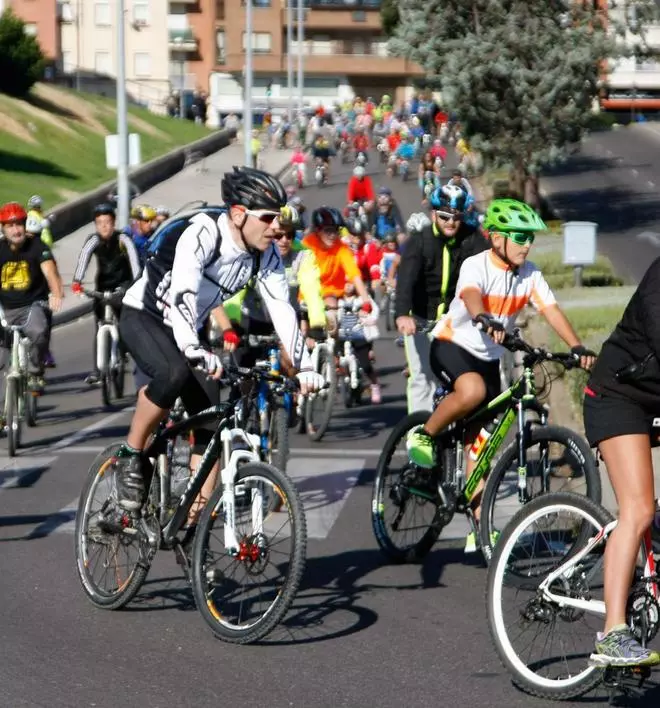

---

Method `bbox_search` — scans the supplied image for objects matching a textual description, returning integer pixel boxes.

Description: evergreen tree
[389,1,657,203]
[0,9,45,97]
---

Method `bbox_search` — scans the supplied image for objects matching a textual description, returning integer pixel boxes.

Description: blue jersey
[396,143,415,161]
[373,212,402,240]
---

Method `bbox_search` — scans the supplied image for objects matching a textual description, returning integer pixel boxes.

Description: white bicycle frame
[0,306,30,408]
[96,299,120,375]
[213,426,264,553]
[537,515,659,617]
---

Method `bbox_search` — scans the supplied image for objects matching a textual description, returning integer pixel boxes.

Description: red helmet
[0,202,27,224]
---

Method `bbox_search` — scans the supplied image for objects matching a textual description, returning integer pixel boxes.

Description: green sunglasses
[502,231,535,246]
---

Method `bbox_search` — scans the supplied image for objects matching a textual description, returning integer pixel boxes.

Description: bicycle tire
[74,443,151,610]
[479,425,601,563]
[371,411,446,563]
[190,461,307,644]
[99,330,111,406]
[486,492,611,700]
[112,355,125,400]
[25,381,37,427]
[268,404,289,472]
[305,346,336,442]
[6,378,19,457]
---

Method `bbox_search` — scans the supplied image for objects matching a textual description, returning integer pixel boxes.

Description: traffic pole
[244,0,254,168]
[116,0,130,227]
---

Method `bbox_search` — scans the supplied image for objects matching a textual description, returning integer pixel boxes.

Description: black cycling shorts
[119,307,219,451]
[429,339,500,403]
[583,386,658,447]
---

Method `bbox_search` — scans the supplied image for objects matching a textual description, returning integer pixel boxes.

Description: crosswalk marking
[0,456,57,489]
[27,456,365,541]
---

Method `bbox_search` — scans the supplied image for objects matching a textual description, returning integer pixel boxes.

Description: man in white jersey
[114,166,324,515]
[406,199,596,549]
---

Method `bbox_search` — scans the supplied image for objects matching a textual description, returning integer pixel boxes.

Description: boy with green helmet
[406,198,597,553]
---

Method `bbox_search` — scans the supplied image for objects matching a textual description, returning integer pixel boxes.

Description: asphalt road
[1,153,656,708]
[542,122,660,284]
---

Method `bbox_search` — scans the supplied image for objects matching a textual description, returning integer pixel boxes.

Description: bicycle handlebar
[82,288,124,301]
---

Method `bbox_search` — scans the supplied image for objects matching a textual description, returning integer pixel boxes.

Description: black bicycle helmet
[221,166,287,210]
[311,206,344,230]
[93,202,116,219]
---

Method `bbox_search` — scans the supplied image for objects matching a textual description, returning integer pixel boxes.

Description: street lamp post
[297,0,304,114]
[116,0,130,227]
[244,0,254,167]
[286,0,294,122]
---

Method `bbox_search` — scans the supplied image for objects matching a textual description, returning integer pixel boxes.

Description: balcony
[169,29,198,52]
[301,53,418,76]
[282,0,381,29]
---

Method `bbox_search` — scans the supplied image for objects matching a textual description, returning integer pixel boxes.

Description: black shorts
[429,339,501,403]
[119,306,219,414]
[583,387,658,447]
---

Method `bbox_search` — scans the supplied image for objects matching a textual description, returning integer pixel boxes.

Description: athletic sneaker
[589,625,660,667]
[406,425,436,468]
[370,383,382,404]
[464,530,501,554]
[113,446,145,511]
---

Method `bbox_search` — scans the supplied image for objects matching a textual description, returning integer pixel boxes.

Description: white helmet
[442,184,466,201]
[27,194,43,210]
[25,214,43,234]
[353,166,366,179]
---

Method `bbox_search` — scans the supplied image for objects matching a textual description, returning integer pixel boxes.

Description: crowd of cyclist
[3,92,660,671]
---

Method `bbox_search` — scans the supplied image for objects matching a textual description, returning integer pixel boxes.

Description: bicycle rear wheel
[371,411,446,562]
[486,492,611,700]
[305,346,336,442]
[24,379,37,427]
[5,378,19,457]
[191,461,307,644]
[479,425,601,562]
[74,443,151,609]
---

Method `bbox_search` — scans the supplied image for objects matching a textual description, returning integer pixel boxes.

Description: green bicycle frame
[460,366,544,505]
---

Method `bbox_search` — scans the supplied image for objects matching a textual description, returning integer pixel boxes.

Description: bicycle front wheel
[74,444,151,609]
[480,425,601,562]
[305,345,336,442]
[5,377,19,457]
[191,461,307,644]
[486,492,611,700]
[371,411,446,562]
[267,404,289,472]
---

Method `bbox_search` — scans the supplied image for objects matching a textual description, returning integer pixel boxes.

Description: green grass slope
[0,83,210,210]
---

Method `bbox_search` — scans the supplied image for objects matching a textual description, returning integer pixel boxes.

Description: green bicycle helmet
[483,199,546,233]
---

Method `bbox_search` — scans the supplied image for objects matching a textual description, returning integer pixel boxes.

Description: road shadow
[126,575,195,612]
[0,150,75,179]
[543,185,660,235]
[28,424,128,449]
[260,544,472,646]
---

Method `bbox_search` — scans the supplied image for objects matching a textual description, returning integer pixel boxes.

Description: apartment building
[7,0,423,120]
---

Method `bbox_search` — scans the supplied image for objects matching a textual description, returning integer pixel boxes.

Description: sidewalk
[52,142,295,325]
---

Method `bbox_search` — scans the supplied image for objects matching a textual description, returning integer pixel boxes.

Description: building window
[134,52,151,77]
[216,30,226,63]
[94,51,112,75]
[216,0,225,20]
[24,23,38,37]
[241,0,271,6]
[61,50,74,74]
[242,32,272,54]
[94,2,111,26]
[133,0,149,26]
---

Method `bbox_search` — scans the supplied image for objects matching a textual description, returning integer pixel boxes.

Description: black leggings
[119,307,219,453]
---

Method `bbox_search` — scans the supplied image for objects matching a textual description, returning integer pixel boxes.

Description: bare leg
[599,434,656,633]
[127,386,168,450]
[423,372,486,437]
[187,455,219,527]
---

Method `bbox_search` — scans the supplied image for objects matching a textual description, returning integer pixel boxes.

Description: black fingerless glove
[571,345,596,358]
[472,313,504,332]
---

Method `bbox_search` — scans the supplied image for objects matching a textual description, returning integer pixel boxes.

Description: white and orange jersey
[431,249,556,361]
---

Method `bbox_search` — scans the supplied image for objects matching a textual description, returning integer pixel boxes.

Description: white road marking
[31,456,366,540]
[637,231,660,247]
[649,181,656,188]
[606,149,613,157]
[28,497,78,537]
[631,169,638,177]
[0,456,57,489]
[48,406,134,451]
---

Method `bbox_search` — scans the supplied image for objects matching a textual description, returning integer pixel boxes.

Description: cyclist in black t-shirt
[0,202,63,393]
[72,203,142,385]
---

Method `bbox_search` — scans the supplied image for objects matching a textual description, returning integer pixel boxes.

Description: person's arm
[119,233,142,281]
[257,246,311,371]
[297,250,326,329]
[394,228,423,319]
[169,213,218,353]
[72,234,99,285]
[41,257,64,312]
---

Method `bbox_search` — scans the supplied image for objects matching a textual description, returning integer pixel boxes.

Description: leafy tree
[0,9,45,97]
[388,1,657,204]
[381,0,400,37]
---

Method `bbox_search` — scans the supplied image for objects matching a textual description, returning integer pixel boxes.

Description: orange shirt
[302,233,360,297]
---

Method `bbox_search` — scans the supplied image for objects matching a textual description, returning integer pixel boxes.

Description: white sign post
[105,134,142,170]
[563,221,597,287]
